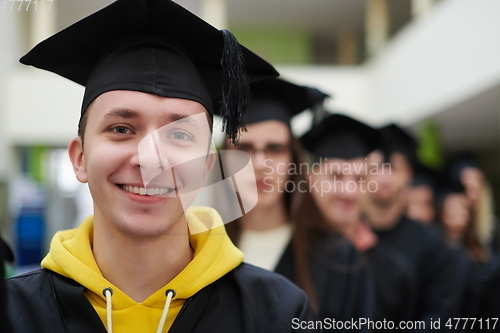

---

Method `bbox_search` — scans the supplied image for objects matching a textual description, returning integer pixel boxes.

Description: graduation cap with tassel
[19,0,279,144]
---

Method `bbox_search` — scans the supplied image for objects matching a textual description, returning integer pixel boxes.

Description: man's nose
[138,131,170,186]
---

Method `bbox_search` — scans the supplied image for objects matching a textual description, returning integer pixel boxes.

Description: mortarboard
[300,114,380,160]
[20,0,278,143]
[243,78,330,126]
[379,124,418,166]
[436,180,466,207]
[412,162,441,193]
[445,154,481,187]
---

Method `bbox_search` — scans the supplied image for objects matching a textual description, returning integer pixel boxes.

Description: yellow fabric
[41,207,244,333]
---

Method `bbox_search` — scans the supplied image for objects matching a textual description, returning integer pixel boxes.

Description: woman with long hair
[439,160,500,329]
[222,79,372,327]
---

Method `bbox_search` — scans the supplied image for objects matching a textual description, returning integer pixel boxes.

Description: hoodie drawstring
[102,288,176,333]
[156,289,176,333]
[103,287,114,333]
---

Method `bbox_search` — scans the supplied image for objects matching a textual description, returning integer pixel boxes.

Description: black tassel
[220,30,250,145]
[311,102,328,125]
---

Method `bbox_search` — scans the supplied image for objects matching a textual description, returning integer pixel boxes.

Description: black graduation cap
[436,179,466,208]
[19,0,278,143]
[301,114,380,160]
[412,162,441,193]
[445,153,481,188]
[379,124,418,166]
[241,78,330,126]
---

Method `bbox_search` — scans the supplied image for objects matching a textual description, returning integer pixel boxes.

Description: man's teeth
[121,185,173,196]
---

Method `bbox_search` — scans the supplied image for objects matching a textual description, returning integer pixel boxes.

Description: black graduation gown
[375,216,468,332]
[1,237,13,333]
[365,242,418,327]
[6,264,319,333]
[275,233,372,333]
[459,251,500,332]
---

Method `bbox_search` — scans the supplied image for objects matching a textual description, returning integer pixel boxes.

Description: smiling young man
[5,0,318,332]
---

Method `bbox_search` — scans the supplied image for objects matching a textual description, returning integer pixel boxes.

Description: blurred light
[50,149,80,196]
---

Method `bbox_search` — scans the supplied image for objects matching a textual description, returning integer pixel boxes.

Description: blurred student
[364,124,467,332]
[224,79,372,330]
[448,155,500,253]
[407,163,439,225]
[301,114,417,327]
[438,175,500,331]
[438,186,473,248]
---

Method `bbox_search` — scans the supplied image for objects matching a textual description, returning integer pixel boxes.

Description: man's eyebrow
[167,113,201,129]
[104,108,140,119]
[103,109,203,128]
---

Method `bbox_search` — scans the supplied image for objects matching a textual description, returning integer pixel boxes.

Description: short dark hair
[77,109,90,146]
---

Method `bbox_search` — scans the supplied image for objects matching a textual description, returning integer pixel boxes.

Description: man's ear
[68,137,88,183]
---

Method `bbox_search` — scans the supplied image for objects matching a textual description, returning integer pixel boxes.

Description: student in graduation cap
[364,124,468,332]
[407,163,440,226]
[300,114,418,327]
[1,237,13,333]
[223,79,372,330]
[437,179,500,331]
[5,1,319,332]
[446,155,500,253]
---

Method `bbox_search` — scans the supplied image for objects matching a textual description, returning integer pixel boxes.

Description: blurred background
[1,0,500,272]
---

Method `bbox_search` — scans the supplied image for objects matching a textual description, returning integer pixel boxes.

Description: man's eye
[267,144,284,154]
[237,143,253,153]
[170,131,192,141]
[113,126,130,134]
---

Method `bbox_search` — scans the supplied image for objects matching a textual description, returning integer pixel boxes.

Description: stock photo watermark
[134,114,392,232]
[260,157,392,196]
[1,0,53,11]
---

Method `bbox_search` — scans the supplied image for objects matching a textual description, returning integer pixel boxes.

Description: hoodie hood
[41,206,243,332]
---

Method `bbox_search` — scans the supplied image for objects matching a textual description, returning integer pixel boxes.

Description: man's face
[407,185,435,224]
[68,90,214,238]
[310,158,367,229]
[367,152,412,207]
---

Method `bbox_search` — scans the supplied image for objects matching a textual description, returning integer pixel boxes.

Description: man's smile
[118,184,176,196]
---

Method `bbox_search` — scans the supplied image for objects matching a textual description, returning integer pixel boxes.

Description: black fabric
[275,233,372,333]
[456,251,500,332]
[375,216,468,333]
[301,114,380,160]
[225,78,329,126]
[365,242,418,329]
[82,34,212,115]
[379,124,418,166]
[444,154,480,190]
[412,163,440,193]
[6,265,319,333]
[1,237,13,333]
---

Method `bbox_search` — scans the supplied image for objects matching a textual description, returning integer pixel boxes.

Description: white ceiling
[56,0,366,34]
[415,84,500,152]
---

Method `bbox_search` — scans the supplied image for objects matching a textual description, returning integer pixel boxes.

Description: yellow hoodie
[41,207,244,333]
